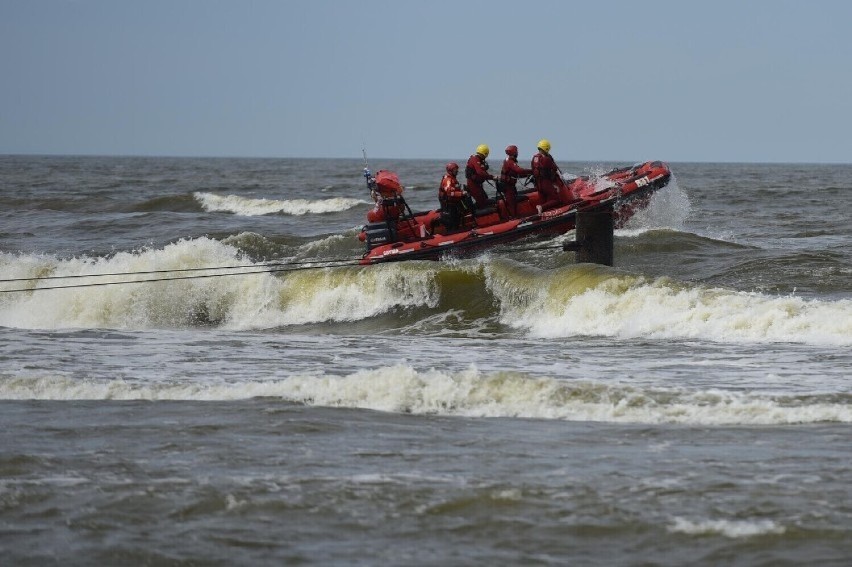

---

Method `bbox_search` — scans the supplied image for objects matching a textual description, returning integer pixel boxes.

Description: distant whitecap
[193,191,368,216]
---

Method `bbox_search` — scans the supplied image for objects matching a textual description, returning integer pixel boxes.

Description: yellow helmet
[476,144,490,158]
[537,139,551,153]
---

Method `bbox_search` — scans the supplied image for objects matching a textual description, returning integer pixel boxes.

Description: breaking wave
[193,191,367,216]
[3,365,850,425]
[484,261,852,346]
[668,518,786,538]
[0,238,437,330]
[1,240,851,346]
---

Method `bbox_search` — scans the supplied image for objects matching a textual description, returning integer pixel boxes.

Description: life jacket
[465,155,489,182]
[500,157,523,186]
[367,170,406,223]
[439,174,463,206]
[532,152,558,181]
[366,196,405,223]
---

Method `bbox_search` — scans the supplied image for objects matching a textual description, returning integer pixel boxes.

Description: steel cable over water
[0,243,565,294]
[0,258,362,294]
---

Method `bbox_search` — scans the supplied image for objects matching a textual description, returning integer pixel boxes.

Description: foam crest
[668,518,786,538]
[0,239,257,329]
[5,366,849,425]
[230,264,439,329]
[292,233,353,256]
[194,192,366,216]
[0,242,439,330]
[487,266,852,346]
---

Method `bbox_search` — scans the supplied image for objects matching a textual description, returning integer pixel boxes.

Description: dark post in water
[562,207,615,266]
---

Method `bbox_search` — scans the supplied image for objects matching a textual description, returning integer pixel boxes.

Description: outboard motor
[363,221,397,250]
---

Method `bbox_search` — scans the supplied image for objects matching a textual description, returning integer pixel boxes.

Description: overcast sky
[2,0,851,163]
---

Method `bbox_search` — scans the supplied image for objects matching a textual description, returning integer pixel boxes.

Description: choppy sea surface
[1,156,850,565]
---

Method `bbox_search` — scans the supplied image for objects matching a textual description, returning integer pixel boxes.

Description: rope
[0,255,362,285]
[495,243,565,254]
[0,244,566,295]
[0,257,364,294]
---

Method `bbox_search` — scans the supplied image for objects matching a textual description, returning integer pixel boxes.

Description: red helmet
[505,145,518,157]
[446,162,459,175]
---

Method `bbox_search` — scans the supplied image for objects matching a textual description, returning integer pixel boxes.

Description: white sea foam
[0,240,438,330]
[668,517,786,538]
[0,239,257,329]
[4,241,851,346]
[293,233,349,254]
[194,191,367,216]
[4,366,849,425]
[230,263,438,329]
[488,268,852,347]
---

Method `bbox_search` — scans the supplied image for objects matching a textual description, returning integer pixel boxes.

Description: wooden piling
[562,208,615,266]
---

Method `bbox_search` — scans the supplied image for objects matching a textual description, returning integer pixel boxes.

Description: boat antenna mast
[362,146,377,201]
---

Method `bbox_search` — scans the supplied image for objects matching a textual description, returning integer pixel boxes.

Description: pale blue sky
[2,0,851,162]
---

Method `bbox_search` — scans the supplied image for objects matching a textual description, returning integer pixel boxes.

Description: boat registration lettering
[635,176,650,187]
[383,248,414,256]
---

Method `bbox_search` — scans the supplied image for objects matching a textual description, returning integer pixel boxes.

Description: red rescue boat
[358,160,672,265]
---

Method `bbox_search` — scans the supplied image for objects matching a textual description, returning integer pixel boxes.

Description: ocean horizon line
[2,152,850,167]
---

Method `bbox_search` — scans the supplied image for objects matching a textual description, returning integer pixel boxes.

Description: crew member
[500,145,533,217]
[438,162,469,230]
[465,144,497,209]
[531,139,564,211]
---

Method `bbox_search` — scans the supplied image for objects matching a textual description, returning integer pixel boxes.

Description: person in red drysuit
[531,139,565,211]
[365,170,405,223]
[499,145,533,217]
[438,162,470,230]
[465,144,497,209]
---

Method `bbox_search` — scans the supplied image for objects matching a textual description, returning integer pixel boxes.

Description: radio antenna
[361,145,375,195]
